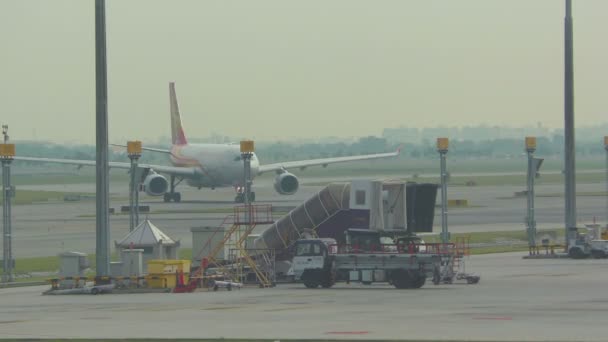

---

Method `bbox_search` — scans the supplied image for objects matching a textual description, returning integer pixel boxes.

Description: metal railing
[328,243,457,255]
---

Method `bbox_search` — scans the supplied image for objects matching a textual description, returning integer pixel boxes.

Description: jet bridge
[253,180,438,253]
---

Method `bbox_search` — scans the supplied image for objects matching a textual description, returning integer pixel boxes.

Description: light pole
[1,126,15,282]
[563,0,577,248]
[437,138,450,244]
[127,141,142,232]
[95,0,111,281]
[604,136,608,229]
[525,137,537,248]
[240,140,255,221]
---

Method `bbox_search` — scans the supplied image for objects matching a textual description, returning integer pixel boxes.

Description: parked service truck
[567,227,608,259]
[292,229,443,289]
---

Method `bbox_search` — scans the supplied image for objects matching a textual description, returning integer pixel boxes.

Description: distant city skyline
[12,122,607,147]
[2,1,607,144]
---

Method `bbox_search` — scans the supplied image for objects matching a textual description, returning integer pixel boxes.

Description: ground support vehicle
[590,240,608,258]
[567,227,608,259]
[292,230,444,289]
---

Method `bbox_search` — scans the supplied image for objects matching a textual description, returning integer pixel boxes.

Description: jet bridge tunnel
[253,180,439,254]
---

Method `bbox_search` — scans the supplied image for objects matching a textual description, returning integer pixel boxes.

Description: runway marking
[263,306,313,312]
[473,316,512,320]
[325,331,370,335]
[0,320,27,324]
[202,306,242,311]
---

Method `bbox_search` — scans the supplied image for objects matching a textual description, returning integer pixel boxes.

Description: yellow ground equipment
[146,260,191,288]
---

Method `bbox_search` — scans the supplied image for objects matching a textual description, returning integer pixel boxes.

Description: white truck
[292,229,443,289]
[567,227,608,259]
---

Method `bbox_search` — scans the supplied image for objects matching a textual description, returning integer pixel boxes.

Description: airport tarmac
[2,252,608,341]
[10,177,608,257]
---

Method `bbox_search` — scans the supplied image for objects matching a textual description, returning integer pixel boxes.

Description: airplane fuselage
[169,143,260,188]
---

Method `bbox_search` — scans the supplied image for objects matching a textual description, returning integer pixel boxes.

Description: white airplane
[15,82,401,203]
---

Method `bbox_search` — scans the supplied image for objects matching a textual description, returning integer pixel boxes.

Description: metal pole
[526,147,537,248]
[564,0,577,247]
[440,152,449,244]
[2,160,6,282]
[1,126,13,282]
[134,159,139,227]
[243,153,252,223]
[5,161,11,282]
[604,137,608,228]
[135,176,140,226]
[95,0,110,279]
[2,160,10,282]
[437,138,450,244]
[129,157,135,232]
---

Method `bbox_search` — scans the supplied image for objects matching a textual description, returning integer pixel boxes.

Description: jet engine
[274,172,299,195]
[142,172,168,196]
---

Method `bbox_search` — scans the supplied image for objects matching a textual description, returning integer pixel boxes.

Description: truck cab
[292,238,336,286]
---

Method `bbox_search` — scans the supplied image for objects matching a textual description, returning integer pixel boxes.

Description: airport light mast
[605,136,608,229]
[240,140,255,222]
[437,138,450,244]
[525,137,538,248]
[1,125,15,282]
[127,141,142,232]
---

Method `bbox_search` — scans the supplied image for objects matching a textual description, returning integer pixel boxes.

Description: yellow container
[147,259,191,275]
[145,273,187,288]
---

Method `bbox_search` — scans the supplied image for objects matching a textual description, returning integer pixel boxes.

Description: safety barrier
[528,244,566,256]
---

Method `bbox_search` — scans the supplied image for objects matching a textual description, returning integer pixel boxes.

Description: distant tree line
[12,135,607,167]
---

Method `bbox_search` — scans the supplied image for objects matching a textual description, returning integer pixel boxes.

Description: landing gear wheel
[235,193,245,203]
[173,192,181,203]
[163,193,171,203]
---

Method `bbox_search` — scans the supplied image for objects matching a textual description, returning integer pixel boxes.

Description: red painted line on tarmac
[473,316,513,320]
[325,331,370,335]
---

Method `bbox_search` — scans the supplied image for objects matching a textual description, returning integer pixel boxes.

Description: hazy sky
[1,0,607,144]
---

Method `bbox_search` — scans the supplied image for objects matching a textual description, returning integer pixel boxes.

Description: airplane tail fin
[169,82,188,145]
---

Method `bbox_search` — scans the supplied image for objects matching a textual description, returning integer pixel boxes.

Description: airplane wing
[13,156,199,177]
[257,147,401,174]
[109,144,172,154]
